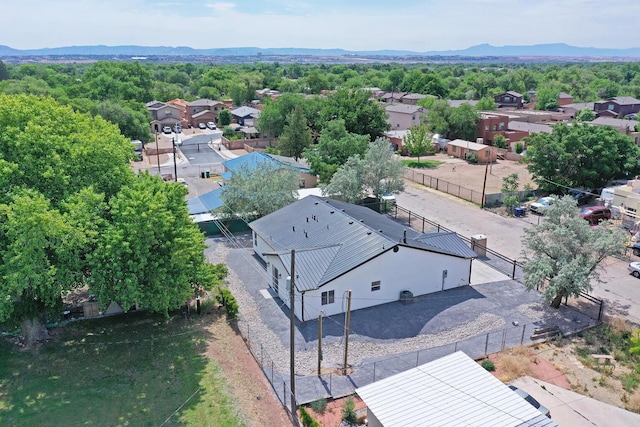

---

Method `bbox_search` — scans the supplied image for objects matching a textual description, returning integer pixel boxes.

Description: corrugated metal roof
[356,351,559,427]
[222,152,310,177]
[230,105,260,117]
[250,197,476,291]
[412,232,478,258]
[187,188,223,214]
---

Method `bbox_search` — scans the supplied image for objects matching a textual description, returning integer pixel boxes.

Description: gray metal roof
[231,106,260,117]
[385,104,425,114]
[356,351,559,427]
[250,196,475,291]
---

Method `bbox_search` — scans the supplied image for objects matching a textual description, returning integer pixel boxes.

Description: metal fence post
[373,362,376,382]
[521,324,526,345]
[484,333,489,356]
[416,350,420,366]
[512,260,517,279]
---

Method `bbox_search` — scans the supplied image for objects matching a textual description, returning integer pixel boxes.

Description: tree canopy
[521,196,626,308]
[277,104,313,160]
[320,88,390,140]
[303,119,369,183]
[403,123,434,161]
[220,161,300,218]
[0,95,211,344]
[524,122,640,192]
[322,138,405,203]
[426,100,479,141]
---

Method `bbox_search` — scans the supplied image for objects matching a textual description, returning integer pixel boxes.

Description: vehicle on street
[162,126,172,134]
[581,206,611,224]
[568,189,593,205]
[198,122,207,129]
[628,262,640,278]
[207,121,217,130]
[529,196,556,214]
[508,385,551,418]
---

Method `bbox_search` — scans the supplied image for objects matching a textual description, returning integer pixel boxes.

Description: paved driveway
[398,183,640,324]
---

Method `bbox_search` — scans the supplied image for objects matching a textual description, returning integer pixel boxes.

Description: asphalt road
[397,182,640,323]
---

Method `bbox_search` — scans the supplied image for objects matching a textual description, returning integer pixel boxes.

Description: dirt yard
[409,152,537,195]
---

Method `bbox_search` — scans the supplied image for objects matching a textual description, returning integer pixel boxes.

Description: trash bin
[201,171,205,179]
[205,170,210,178]
[400,290,413,305]
[514,207,524,217]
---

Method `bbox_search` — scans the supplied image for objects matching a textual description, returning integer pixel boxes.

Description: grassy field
[402,159,443,169]
[0,309,244,427]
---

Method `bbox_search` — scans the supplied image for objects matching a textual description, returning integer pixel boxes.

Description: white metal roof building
[356,351,558,427]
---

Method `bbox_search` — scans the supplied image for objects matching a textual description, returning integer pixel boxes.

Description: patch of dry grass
[627,390,640,414]
[495,346,534,382]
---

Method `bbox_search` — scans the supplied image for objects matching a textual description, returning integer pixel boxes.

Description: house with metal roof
[230,106,261,126]
[249,196,477,321]
[385,104,426,130]
[221,151,317,188]
[356,351,558,427]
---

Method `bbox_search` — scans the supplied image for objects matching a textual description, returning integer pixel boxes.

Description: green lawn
[0,311,243,427]
[402,159,443,169]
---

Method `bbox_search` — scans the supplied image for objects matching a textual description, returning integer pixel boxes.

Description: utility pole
[342,289,352,375]
[317,313,322,377]
[481,160,489,209]
[172,137,177,182]
[289,249,297,422]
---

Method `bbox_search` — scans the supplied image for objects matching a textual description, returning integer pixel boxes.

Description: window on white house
[321,290,335,305]
[371,281,381,291]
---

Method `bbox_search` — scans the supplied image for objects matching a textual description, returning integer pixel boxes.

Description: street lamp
[172,137,178,182]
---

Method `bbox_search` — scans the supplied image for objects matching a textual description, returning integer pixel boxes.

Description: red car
[580,206,611,224]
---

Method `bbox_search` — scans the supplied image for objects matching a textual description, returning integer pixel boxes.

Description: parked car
[162,126,172,134]
[508,385,551,418]
[529,196,556,214]
[628,262,640,278]
[568,189,593,205]
[207,121,217,130]
[198,122,207,129]
[581,206,611,224]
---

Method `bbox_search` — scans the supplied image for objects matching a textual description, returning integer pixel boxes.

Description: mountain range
[1,43,640,57]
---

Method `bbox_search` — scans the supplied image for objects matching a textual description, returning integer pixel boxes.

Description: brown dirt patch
[305,396,367,427]
[205,314,292,427]
[414,152,536,194]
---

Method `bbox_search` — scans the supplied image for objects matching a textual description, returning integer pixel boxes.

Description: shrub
[310,398,327,414]
[215,288,239,319]
[493,134,508,149]
[623,373,640,392]
[515,142,524,154]
[497,353,532,382]
[629,391,640,414]
[341,397,357,425]
[299,407,321,427]
[481,359,495,371]
[465,152,478,164]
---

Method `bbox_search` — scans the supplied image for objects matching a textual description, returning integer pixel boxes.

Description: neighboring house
[447,139,498,163]
[188,188,224,216]
[590,117,639,144]
[494,91,524,108]
[558,102,595,118]
[249,196,477,321]
[166,98,189,126]
[380,91,407,104]
[557,92,574,106]
[146,101,182,133]
[507,121,553,135]
[383,129,410,152]
[356,351,558,427]
[230,106,261,127]
[221,151,317,188]
[186,99,225,127]
[478,113,529,145]
[385,104,425,130]
[612,179,640,228]
[594,96,640,118]
[401,93,429,105]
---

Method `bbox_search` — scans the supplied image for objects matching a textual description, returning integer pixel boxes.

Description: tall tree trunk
[21,317,49,349]
[550,294,563,309]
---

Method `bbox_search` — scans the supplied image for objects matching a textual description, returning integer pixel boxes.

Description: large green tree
[89,173,205,314]
[522,196,626,308]
[320,88,390,140]
[403,123,433,162]
[322,138,405,203]
[303,119,369,183]
[426,100,479,141]
[220,162,299,218]
[277,104,313,160]
[0,95,211,346]
[525,122,640,192]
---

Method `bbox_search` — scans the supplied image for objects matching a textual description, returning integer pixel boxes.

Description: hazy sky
[3,0,640,51]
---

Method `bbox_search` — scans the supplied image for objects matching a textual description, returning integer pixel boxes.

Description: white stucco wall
[253,231,472,321]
